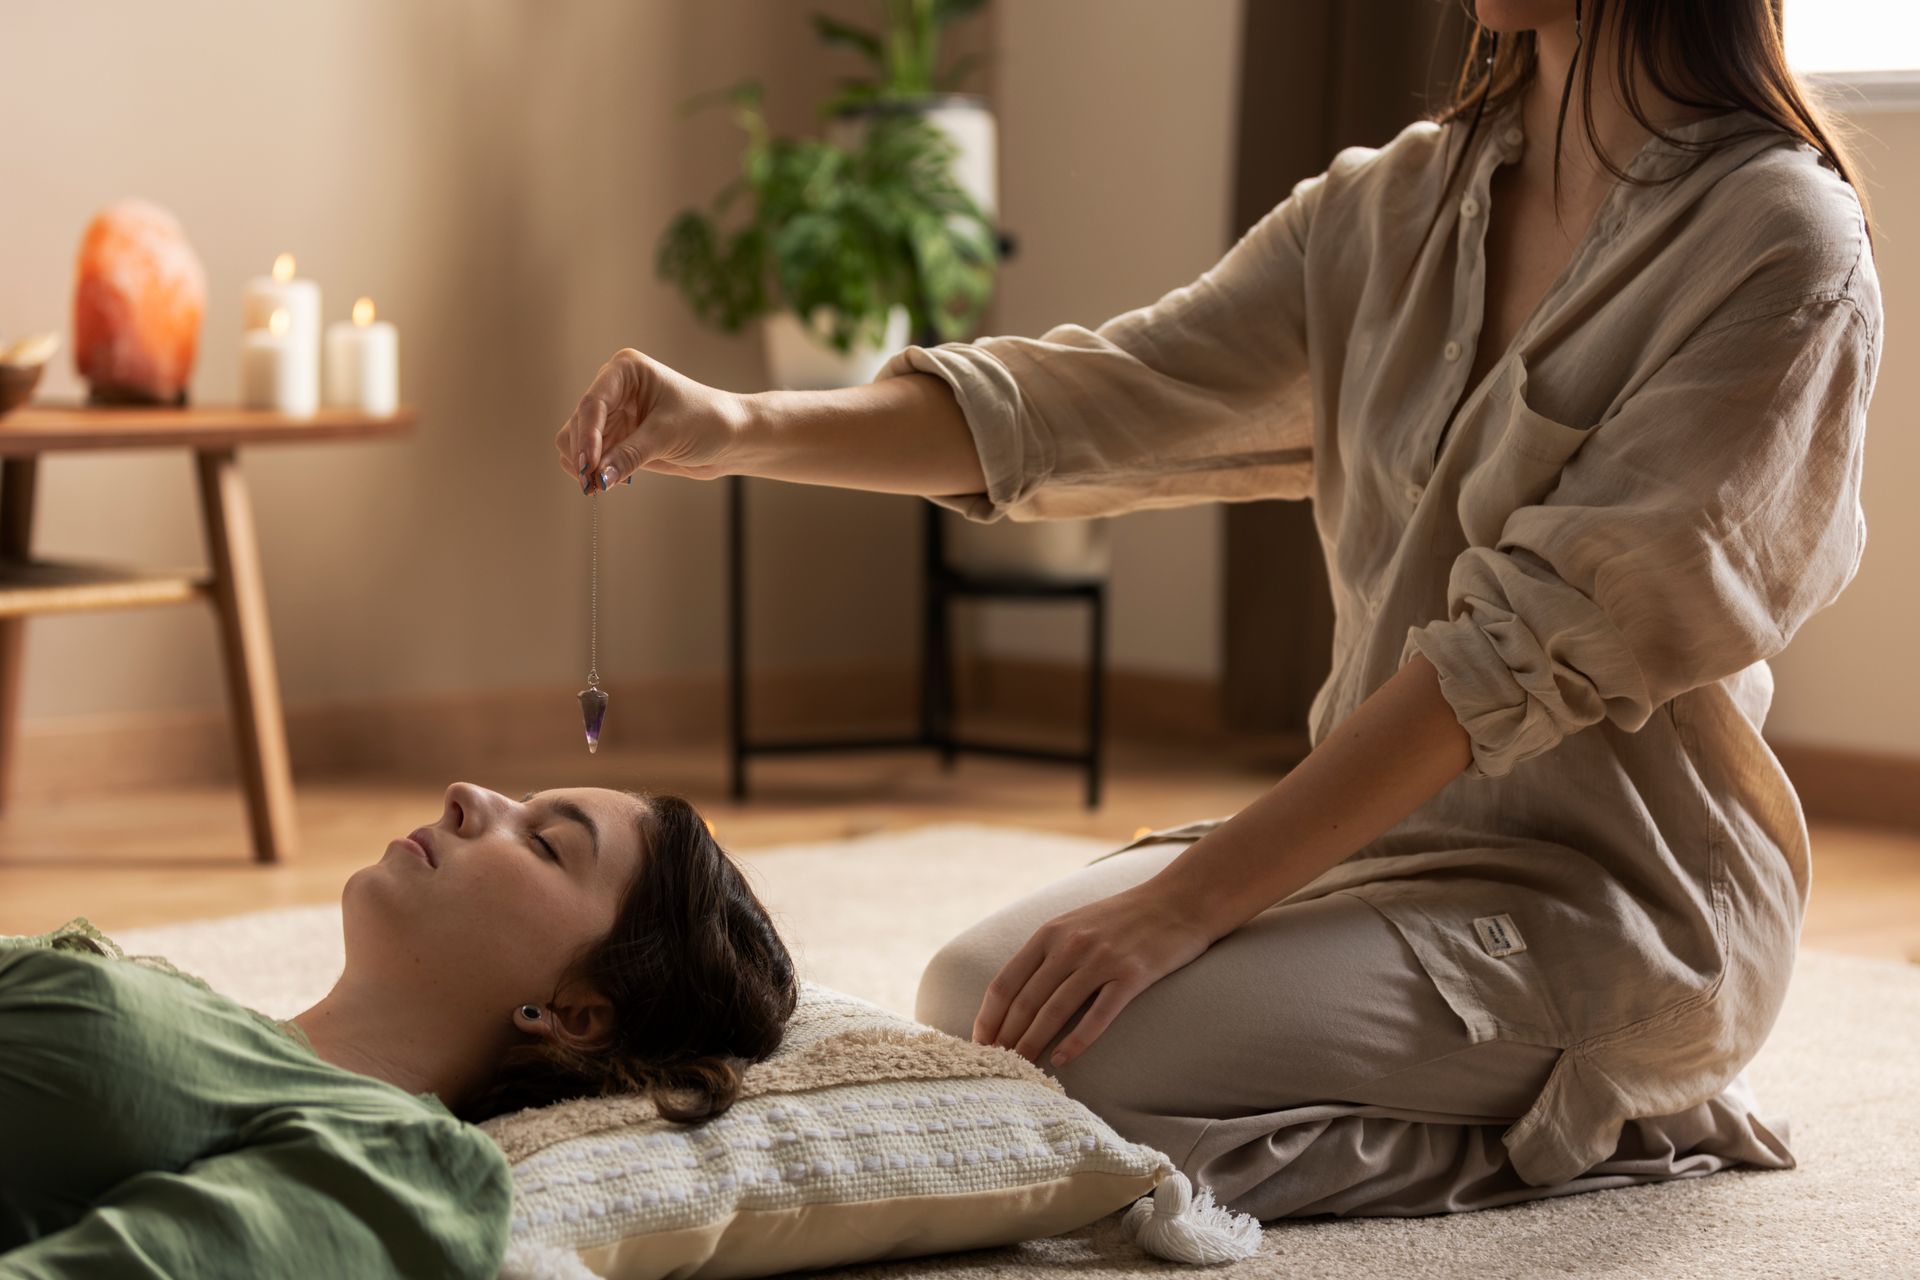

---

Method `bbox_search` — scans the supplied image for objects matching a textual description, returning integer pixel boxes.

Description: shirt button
[1443,340,1463,362]
[1367,596,1382,617]
[1405,481,1423,504]
[1460,196,1481,218]
[1503,126,1523,147]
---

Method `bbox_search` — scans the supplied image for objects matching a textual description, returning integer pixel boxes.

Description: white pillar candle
[242,252,320,410]
[323,297,399,414]
[241,308,318,414]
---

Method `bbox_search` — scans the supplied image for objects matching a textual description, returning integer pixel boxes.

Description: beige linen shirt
[876,93,1880,1186]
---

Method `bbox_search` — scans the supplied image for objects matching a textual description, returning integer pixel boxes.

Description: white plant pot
[763,306,911,391]
[943,509,1111,580]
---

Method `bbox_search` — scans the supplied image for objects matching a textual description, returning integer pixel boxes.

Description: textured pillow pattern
[483,981,1184,1279]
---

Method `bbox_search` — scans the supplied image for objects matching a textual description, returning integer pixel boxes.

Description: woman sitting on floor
[0,784,798,1279]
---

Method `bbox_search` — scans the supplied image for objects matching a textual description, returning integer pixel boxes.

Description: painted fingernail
[598,466,615,490]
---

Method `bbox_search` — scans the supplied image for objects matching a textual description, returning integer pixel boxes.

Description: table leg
[194,448,297,863]
[0,458,38,810]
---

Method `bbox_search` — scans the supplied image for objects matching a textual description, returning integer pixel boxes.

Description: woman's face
[341,782,648,1015]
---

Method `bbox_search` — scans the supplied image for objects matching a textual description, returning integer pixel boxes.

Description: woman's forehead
[520,786,646,856]
[519,785,636,810]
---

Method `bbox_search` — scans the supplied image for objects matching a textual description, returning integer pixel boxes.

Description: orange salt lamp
[72,199,207,405]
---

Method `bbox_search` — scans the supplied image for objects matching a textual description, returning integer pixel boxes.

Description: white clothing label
[1473,913,1527,958]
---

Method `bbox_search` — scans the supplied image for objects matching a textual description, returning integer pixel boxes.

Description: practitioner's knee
[914,928,1001,1040]
[915,924,1188,1160]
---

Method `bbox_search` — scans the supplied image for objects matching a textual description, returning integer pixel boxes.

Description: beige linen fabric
[915,844,1793,1219]
[879,94,1880,1188]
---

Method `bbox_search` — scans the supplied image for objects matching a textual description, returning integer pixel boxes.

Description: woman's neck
[291,974,507,1109]
[1524,11,1721,204]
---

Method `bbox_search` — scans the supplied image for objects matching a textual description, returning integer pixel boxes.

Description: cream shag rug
[114,823,1918,1279]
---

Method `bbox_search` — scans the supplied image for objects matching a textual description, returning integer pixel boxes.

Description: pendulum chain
[588,491,599,688]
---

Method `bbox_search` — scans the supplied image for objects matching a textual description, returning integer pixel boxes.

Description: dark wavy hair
[459,790,798,1125]
[1416,0,1874,257]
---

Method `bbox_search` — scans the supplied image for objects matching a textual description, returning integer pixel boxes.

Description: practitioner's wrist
[1147,836,1253,943]
[720,388,781,479]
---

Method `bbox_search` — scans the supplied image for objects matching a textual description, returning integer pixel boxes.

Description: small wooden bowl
[0,363,44,419]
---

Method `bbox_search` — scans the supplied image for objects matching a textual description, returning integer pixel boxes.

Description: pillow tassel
[497,1239,602,1280]
[1122,1170,1263,1265]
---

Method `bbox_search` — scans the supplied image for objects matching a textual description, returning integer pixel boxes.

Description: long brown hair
[461,791,799,1125]
[1430,0,1875,248]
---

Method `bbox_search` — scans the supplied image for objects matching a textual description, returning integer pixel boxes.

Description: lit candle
[241,308,318,413]
[242,252,320,411]
[323,296,399,414]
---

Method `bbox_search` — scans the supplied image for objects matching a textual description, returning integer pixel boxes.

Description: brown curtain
[1223,0,1472,731]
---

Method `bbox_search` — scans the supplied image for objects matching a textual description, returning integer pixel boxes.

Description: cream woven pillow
[484,980,1260,1280]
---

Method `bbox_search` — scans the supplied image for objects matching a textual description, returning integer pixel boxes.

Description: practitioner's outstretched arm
[554,348,983,500]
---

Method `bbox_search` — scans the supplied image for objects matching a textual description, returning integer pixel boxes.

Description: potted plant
[813,0,1110,580]
[656,82,995,391]
[814,0,998,220]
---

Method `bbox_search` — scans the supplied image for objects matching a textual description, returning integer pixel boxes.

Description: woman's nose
[442,781,503,834]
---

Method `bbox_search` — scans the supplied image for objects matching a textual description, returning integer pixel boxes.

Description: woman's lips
[402,828,436,868]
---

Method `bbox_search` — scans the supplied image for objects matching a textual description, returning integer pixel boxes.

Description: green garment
[0,919,514,1279]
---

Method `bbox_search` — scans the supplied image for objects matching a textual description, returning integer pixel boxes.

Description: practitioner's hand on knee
[972,882,1214,1071]
[555,348,749,492]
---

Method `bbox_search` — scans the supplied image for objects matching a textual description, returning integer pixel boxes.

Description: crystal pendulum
[577,488,608,752]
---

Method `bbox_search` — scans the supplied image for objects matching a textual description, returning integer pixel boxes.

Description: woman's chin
[340,858,418,921]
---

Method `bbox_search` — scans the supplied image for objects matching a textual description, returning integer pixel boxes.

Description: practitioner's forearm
[1151,651,1474,941]
[728,373,988,498]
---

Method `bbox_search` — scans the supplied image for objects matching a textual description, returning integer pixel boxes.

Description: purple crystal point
[578,686,608,754]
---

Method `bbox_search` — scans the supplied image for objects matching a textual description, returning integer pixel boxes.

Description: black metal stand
[727,476,1107,809]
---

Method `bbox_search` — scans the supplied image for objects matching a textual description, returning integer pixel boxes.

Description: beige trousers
[914,842,1790,1220]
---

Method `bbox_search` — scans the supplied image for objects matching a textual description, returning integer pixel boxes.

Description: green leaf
[811,13,883,62]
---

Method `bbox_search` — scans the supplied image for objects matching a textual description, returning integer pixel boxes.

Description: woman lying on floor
[0,785,798,1278]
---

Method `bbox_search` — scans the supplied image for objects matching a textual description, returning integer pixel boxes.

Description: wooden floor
[2,722,1917,964]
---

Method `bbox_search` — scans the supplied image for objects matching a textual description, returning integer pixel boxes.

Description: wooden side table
[0,404,417,863]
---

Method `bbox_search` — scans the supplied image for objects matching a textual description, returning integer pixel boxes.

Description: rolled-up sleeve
[1403,294,1877,779]
[876,167,1328,523]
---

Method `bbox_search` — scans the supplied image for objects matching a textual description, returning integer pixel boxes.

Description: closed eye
[530,832,562,864]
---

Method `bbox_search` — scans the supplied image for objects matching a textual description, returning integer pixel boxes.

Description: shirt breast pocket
[1456,353,1596,547]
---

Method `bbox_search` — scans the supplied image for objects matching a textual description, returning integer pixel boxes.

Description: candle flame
[272,253,296,283]
[268,308,290,338]
[353,297,376,326]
